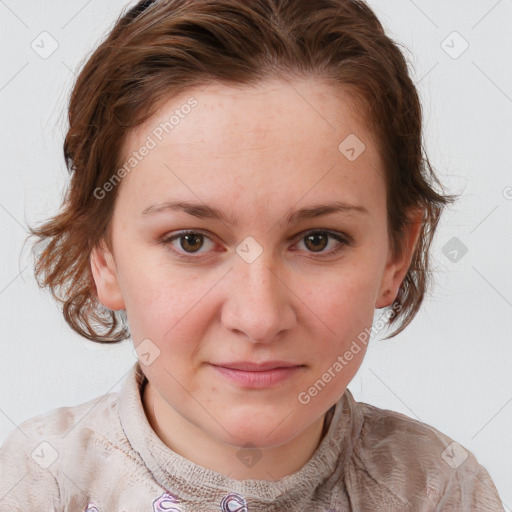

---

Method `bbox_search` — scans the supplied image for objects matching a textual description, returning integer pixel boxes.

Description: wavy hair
[26,0,457,342]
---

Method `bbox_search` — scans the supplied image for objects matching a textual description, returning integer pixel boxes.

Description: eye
[160,229,351,261]
[292,230,350,258]
[161,230,215,259]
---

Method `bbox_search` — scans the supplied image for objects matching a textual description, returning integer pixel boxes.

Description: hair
[26,0,457,343]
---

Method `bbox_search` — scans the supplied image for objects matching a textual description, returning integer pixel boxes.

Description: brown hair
[26,0,457,343]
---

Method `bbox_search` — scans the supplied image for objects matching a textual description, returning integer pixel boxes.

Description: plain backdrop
[0,0,511,507]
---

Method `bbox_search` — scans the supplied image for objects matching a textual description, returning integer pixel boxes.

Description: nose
[220,251,297,343]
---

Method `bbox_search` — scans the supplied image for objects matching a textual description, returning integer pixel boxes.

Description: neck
[142,381,329,480]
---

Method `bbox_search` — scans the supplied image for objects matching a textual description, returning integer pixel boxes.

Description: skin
[90,77,422,480]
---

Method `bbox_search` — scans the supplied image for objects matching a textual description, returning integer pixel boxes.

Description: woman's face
[91,78,417,457]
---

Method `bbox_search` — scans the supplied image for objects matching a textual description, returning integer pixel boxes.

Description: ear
[90,238,125,311]
[375,209,423,309]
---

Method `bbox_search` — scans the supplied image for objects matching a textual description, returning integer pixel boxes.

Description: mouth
[212,360,302,371]
[209,361,305,388]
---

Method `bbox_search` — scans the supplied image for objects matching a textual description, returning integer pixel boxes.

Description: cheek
[117,254,210,344]
[304,262,381,332]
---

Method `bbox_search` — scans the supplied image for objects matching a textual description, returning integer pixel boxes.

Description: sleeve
[436,455,505,512]
[0,422,63,511]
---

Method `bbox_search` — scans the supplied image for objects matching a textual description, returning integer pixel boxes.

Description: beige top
[0,361,504,511]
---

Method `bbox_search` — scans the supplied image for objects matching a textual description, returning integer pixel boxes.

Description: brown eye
[303,232,329,252]
[295,230,350,258]
[161,230,216,259]
[179,233,204,253]
[161,229,350,262]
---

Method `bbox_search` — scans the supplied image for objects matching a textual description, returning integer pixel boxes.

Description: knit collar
[118,361,363,511]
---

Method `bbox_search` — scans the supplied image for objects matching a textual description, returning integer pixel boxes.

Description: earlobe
[90,239,125,311]
[376,211,423,309]
[376,287,395,309]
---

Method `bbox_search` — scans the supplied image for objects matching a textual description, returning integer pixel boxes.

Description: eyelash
[159,229,351,261]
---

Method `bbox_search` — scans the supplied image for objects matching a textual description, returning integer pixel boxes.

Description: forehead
[118,78,386,216]
[125,77,374,154]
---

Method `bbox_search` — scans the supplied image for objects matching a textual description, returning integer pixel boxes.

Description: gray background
[0,0,510,507]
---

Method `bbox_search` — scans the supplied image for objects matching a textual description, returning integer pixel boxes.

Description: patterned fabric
[0,362,505,511]
[85,491,248,512]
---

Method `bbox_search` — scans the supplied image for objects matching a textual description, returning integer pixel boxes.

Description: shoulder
[0,390,120,510]
[355,399,456,460]
[2,389,120,450]
[346,399,504,510]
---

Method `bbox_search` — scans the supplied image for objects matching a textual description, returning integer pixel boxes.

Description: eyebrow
[141,200,369,226]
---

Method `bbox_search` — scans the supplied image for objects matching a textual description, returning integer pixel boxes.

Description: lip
[210,361,304,388]
[212,361,301,371]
